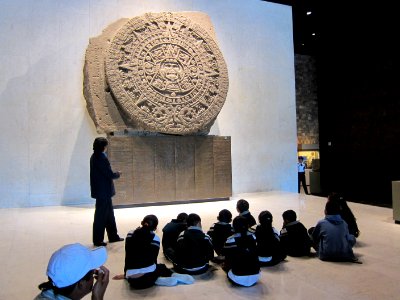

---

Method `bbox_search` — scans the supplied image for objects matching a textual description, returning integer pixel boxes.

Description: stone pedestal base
[310,171,321,194]
[392,181,400,223]
[108,135,232,206]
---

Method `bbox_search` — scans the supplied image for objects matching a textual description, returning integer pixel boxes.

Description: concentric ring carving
[105,12,229,134]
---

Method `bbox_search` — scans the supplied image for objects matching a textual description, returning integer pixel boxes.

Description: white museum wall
[0,0,297,208]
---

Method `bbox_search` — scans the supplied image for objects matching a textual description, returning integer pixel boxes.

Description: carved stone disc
[105,12,229,135]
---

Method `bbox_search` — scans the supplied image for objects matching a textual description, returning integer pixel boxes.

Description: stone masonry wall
[295,54,319,145]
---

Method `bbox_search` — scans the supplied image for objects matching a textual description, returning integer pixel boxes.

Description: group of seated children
[35,194,361,298]
[118,195,360,289]
[156,199,290,288]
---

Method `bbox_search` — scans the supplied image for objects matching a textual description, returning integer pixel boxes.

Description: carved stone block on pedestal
[84,12,232,205]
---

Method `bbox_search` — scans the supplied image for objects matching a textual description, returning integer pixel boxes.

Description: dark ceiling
[262,0,318,55]
[263,0,397,57]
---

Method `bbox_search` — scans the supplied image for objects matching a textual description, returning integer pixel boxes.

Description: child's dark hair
[218,209,232,223]
[177,212,188,223]
[141,214,158,231]
[328,192,348,209]
[328,192,343,202]
[258,210,273,229]
[236,199,249,213]
[232,216,249,235]
[93,137,108,153]
[233,216,255,252]
[282,210,297,223]
[325,200,341,215]
[187,213,201,227]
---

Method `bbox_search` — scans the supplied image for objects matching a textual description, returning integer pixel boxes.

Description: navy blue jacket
[224,232,260,276]
[175,226,214,269]
[162,219,187,252]
[255,225,285,258]
[239,211,257,228]
[124,227,160,272]
[207,222,234,256]
[280,221,312,257]
[90,152,120,199]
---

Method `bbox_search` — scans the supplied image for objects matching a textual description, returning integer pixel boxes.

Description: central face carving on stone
[159,58,182,82]
[105,12,229,135]
[147,45,194,97]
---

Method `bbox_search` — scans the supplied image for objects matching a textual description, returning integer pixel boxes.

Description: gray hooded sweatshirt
[312,214,356,261]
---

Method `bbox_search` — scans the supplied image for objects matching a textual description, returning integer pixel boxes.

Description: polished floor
[1,191,399,299]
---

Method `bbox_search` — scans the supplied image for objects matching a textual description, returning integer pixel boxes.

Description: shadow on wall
[0,48,97,208]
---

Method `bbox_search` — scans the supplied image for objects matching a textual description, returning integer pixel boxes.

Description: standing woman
[222,216,261,287]
[90,137,124,247]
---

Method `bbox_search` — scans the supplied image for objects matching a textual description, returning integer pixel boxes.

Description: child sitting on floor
[113,215,194,288]
[280,210,312,257]
[310,201,358,262]
[255,210,287,266]
[236,199,257,228]
[207,209,234,263]
[223,216,261,287]
[328,192,360,238]
[162,212,188,262]
[172,213,214,275]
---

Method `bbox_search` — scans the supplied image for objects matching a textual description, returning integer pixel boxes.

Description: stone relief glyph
[84,12,229,135]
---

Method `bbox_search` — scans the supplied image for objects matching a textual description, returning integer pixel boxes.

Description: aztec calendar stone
[105,12,229,135]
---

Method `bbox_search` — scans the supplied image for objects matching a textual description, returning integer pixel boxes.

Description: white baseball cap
[46,243,107,288]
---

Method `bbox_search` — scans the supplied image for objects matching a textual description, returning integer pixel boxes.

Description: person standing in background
[298,156,309,195]
[90,137,124,247]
